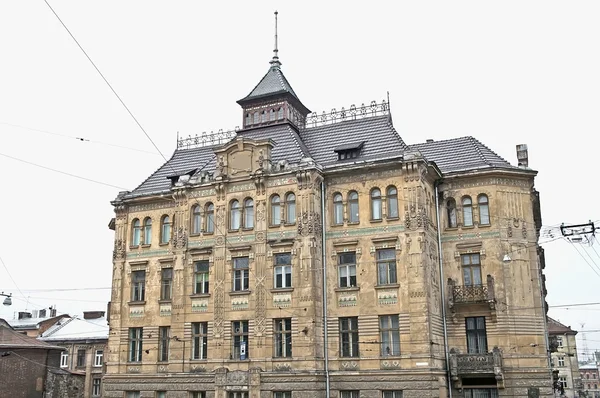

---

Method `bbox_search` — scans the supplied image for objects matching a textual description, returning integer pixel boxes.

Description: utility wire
[0,152,128,190]
[42,0,175,173]
[0,255,26,302]
[569,240,600,279]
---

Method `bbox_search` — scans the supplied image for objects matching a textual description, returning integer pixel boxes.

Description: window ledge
[242,227,254,232]
[141,244,151,248]
[270,288,294,293]
[229,290,251,296]
[445,227,459,231]
[283,222,296,227]
[190,358,208,362]
[461,225,475,230]
[370,219,383,223]
[228,229,241,233]
[334,287,360,292]
[190,293,211,298]
[128,301,146,306]
[268,224,282,229]
[374,284,400,290]
[159,242,170,247]
[126,361,142,364]
[347,221,360,226]
[228,358,250,363]
[386,216,400,221]
[203,232,215,236]
[331,224,344,228]
[158,299,172,304]
[272,356,294,361]
[129,245,139,250]
[478,224,491,228]
[189,233,201,237]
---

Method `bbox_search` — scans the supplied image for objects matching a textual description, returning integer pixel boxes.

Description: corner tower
[237,11,310,130]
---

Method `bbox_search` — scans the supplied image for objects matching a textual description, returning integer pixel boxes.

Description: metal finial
[270,11,281,68]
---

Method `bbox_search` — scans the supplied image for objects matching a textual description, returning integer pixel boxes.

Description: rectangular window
[466,316,488,354]
[192,322,208,360]
[131,270,146,301]
[156,392,166,398]
[232,320,249,359]
[274,318,292,358]
[559,376,567,388]
[463,389,497,398]
[228,393,248,398]
[340,317,359,357]
[129,327,143,362]
[382,392,403,398]
[274,253,292,288]
[338,252,357,288]
[379,315,400,356]
[190,393,206,398]
[76,348,86,367]
[92,378,101,396]
[127,392,141,398]
[161,268,173,300]
[233,257,250,291]
[557,336,563,347]
[60,351,69,368]
[558,357,565,367]
[461,253,482,286]
[376,249,397,285]
[340,391,359,398]
[159,326,170,362]
[194,260,210,294]
[94,349,103,367]
[274,393,292,398]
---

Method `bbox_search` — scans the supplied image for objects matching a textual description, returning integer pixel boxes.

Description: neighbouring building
[104,18,552,398]
[7,307,68,337]
[38,311,109,398]
[548,317,581,397]
[0,319,77,398]
[580,362,600,398]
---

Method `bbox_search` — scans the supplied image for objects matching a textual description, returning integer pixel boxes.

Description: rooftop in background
[39,311,108,342]
[547,316,578,335]
[0,320,64,350]
[579,362,599,370]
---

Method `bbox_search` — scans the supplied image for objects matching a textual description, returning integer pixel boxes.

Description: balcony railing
[448,274,496,313]
[449,347,504,387]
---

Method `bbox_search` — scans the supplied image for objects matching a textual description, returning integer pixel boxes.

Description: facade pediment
[214,137,274,179]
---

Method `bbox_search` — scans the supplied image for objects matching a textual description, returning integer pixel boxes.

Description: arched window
[370,188,382,220]
[143,217,152,245]
[285,193,296,224]
[261,111,267,123]
[160,215,171,244]
[245,113,251,126]
[277,107,284,120]
[244,198,254,229]
[447,198,457,228]
[478,194,490,225]
[348,191,359,223]
[205,203,214,233]
[253,112,259,124]
[270,109,276,121]
[132,219,141,246]
[191,205,202,234]
[333,193,343,225]
[462,197,473,227]
[230,200,241,230]
[386,186,399,219]
[271,195,281,225]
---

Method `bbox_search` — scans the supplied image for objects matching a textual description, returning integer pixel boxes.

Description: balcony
[448,275,496,316]
[449,347,504,388]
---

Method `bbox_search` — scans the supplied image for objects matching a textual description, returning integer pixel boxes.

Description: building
[548,317,581,397]
[7,308,68,337]
[579,362,600,398]
[38,311,109,398]
[104,19,552,398]
[0,319,73,398]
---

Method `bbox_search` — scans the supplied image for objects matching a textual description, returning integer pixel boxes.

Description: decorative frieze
[267,177,297,187]
[272,293,292,308]
[380,359,401,369]
[229,183,255,193]
[378,290,398,305]
[326,224,405,240]
[129,306,144,318]
[159,303,172,316]
[126,249,171,260]
[129,201,175,213]
[232,296,249,310]
[337,293,358,307]
[189,188,216,198]
[191,298,209,313]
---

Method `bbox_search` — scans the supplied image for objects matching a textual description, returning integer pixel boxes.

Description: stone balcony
[449,347,504,388]
[448,275,496,317]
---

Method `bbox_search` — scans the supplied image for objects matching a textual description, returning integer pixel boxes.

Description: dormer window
[334,142,364,161]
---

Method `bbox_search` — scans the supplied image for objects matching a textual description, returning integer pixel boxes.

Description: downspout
[321,180,331,397]
[435,182,453,398]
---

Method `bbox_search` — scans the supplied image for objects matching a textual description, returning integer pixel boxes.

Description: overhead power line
[43,0,175,173]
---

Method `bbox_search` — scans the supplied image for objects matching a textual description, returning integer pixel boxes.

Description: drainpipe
[435,182,453,398]
[321,180,331,397]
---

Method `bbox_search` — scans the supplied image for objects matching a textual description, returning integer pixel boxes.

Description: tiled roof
[39,315,108,341]
[238,65,299,103]
[547,316,577,335]
[0,322,63,350]
[300,115,407,167]
[411,136,517,174]
[580,362,598,370]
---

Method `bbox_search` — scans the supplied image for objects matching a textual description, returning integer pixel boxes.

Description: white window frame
[60,351,69,368]
[94,349,103,367]
[92,377,101,396]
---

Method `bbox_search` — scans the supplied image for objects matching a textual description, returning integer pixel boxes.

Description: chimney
[83,311,105,320]
[49,307,57,318]
[18,311,32,320]
[516,144,529,168]
[426,139,434,143]
[38,309,47,318]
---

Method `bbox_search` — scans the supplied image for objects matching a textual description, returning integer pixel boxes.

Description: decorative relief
[380,360,401,369]
[213,280,225,337]
[340,361,360,370]
[129,202,174,212]
[327,169,400,186]
[298,211,322,236]
[229,183,254,193]
[191,298,209,313]
[159,303,172,316]
[409,291,426,299]
[378,291,398,305]
[127,366,141,373]
[216,236,226,247]
[267,177,297,187]
[232,297,249,310]
[338,294,357,307]
[113,239,125,260]
[256,201,266,222]
[129,307,144,317]
[216,206,226,229]
[189,188,216,198]
[172,226,188,249]
[158,364,169,373]
[255,275,267,335]
[273,293,292,308]
[227,370,249,386]
[273,363,292,372]
[256,231,266,242]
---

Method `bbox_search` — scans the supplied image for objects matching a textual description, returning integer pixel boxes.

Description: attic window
[167,168,198,185]
[334,142,364,161]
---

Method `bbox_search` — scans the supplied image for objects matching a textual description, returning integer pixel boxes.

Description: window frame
[132,219,141,246]
[94,349,103,367]
[194,260,210,295]
[376,248,397,285]
[340,391,360,398]
[204,203,214,233]
[462,196,473,227]
[160,268,173,301]
[274,253,292,289]
[158,326,170,362]
[478,194,490,225]
[461,253,482,286]
[76,348,86,367]
[558,356,565,367]
[191,205,202,234]
[233,257,250,292]
[338,252,357,288]
[339,317,359,358]
[131,270,146,302]
[382,392,403,398]
[160,215,171,244]
[192,322,208,360]
[447,198,457,228]
[92,377,101,397]
[244,198,254,229]
[379,315,400,356]
[348,191,359,223]
[333,193,344,225]
[386,186,399,219]
[465,316,488,354]
[285,193,296,224]
[371,188,382,220]
[232,320,249,360]
[273,393,291,398]
[230,200,241,230]
[143,217,152,245]
[128,327,143,362]
[274,318,292,358]
[60,351,69,368]
[271,195,281,225]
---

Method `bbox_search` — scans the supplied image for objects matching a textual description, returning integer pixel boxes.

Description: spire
[270,11,281,69]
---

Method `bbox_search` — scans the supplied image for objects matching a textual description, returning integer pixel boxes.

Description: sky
[1,1,599,359]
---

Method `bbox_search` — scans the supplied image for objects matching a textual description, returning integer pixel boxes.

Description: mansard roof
[411,136,520,174]
[238,64,300,104]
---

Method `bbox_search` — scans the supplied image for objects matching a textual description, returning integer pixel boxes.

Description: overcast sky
[1,1,599,359]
